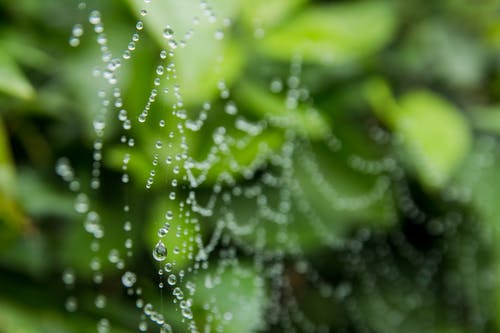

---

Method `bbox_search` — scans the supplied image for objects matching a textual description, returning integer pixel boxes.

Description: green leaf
[17,168,76,218]
[398,20,486,88]
[257,1,396,65]
[454,136,500,242]
[0,116,27,244]
[367,80,471,189]
[0,30,53,72]
[240,0,307,31]
[0,48,35,100]
[469,105,500,133]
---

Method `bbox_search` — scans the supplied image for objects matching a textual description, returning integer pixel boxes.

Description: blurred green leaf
[17,168,76,217]
[240,0,307,31]
[0,30,53,72]
[449,136,500,329]
[0,116,28,244]
[398,20,486,88]
[257,1,396,65]
[0,231,48,277]
[0,48,35,100]
[367,79,471,189]
[0,297,136,333]
[469,105,500,134]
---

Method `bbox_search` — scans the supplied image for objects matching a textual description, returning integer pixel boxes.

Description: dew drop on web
[152,241,167,261]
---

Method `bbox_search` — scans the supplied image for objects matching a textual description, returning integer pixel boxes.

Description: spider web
[56,1,494,333]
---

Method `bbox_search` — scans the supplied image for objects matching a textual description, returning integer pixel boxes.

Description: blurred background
[2,0,500,332]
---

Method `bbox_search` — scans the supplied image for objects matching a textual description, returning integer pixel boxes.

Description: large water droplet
[89,11,101,25]
[167,274,177,285]
[152,241,167,261]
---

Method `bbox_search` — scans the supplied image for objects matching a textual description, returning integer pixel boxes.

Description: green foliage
[1,0,500,332]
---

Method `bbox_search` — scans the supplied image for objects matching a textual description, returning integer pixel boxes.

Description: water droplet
[97,318,110,333]
[270,78,283,93]
[69,36,80,47]
[89,11,101,25]
[123,120,131,130]
[62,268,76,285]
[163,26,174,39]
[136,21,144,30]
[74,193,89,214]
[108,249,120,263]
[168,40,178,49]
[181,307,193,319]
[65,296,78,312]
[124,221,132,231]
[152,241,167,261]
[223,312,233,321]
[167,274,177,285]
[173,287,183,300]
[121,174,129,183]
[214,29,224,40]
[158,223,170,237]
[95,294,106,308]
[138,320,148,331]
[125,238,133,249]
[93,118,106,132]
[225,101,237,115]
[121,271,137,288]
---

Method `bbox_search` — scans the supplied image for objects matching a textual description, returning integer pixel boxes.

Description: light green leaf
[367,80,471,189]
[240,0,307,31]
[0,48,35,100]
[257,1,396,65]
